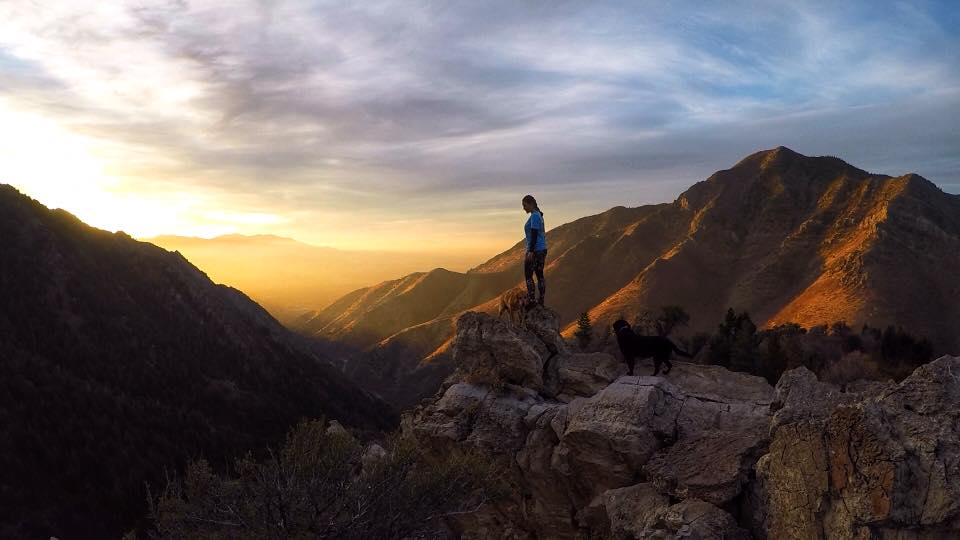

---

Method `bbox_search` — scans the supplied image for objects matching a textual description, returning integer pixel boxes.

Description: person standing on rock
[522,194,547,309]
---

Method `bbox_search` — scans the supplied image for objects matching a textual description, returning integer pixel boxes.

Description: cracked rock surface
[403,309,960,539]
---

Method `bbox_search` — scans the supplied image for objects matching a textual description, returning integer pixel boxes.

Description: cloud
[0,0,957,255]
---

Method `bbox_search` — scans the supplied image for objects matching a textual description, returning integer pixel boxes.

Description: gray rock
[544,351,624,401]
[453,311,552,391]
[664,362,773,438]
[640,498,750,539]
[360,443,387,472]
[521,305,569,357]
[325,420,351,438]
[516,405,578,538]
[757,356,960,539]
[410,382,545,454]
[770,366,858,430]
[553,377,685,502]
[644,425,769,506]
[601,483,669,538]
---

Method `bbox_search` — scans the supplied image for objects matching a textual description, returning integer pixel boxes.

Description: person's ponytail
[522,194,543,216]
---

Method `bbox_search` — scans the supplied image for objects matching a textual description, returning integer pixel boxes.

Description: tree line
[576,306,933,385]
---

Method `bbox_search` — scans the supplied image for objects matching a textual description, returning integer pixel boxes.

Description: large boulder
[640,498,750,540]
[515,404,577,538]
[756,356,960,539]
[551,377,686,502]
[407,382,545,454]
[452,310,626,401]
[452,311,552,391]
[644,425,769,506]
[521,305,569,357]
[600,483,669,538]
[662,362,773,437]
[770,366,861,429]
[406,310,781,538]
[544,351,624,401]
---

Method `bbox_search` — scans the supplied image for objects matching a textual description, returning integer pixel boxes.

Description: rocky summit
[403,307,960,539]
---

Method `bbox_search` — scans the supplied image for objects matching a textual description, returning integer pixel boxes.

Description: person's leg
[534,249,546,305]
[524,254,536,304]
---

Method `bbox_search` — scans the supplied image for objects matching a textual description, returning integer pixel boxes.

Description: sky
[0,0,957,262]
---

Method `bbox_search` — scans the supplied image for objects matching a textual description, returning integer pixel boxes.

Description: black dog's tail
[672,342,692,358]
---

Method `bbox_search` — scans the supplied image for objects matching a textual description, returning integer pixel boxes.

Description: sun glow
[0,100,282,239]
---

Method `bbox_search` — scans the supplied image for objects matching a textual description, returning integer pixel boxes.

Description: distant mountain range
[147,233,483,324]
[295,146,960,409]
[0,186,394,539]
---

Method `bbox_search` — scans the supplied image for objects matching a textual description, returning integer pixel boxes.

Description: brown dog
[498,287,529,327]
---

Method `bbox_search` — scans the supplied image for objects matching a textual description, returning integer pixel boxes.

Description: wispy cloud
[0,0,957,256]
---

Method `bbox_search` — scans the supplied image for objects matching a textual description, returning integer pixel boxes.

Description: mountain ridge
[0,184,395,539]
[297,146,960,410]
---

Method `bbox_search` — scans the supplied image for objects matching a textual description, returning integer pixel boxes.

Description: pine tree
[575,312,593,349]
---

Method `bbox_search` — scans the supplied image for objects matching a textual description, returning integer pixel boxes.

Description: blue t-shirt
[524,210,547,251]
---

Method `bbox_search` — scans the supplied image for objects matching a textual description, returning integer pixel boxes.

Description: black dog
[612,319,691,376]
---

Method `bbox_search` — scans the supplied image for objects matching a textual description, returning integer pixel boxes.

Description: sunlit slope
[581,147,960,351]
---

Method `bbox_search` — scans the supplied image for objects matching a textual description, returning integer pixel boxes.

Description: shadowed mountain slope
[0,185,395,539]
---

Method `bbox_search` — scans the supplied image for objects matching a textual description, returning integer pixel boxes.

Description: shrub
[141,419,505,539]
[821,351,883,390]
[707,309,759,374]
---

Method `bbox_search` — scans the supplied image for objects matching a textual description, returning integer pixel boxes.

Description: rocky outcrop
[756,358,960,539]
[452,310,555,392]
[451,307,623,400]
[403,309,960,539]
